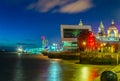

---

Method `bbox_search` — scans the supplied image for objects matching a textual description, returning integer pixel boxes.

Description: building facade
[95,20,120,52]
[96,21,120,42]
[60,20,120,52]
[60,20,92,51]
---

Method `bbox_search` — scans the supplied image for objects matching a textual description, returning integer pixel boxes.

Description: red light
[90,35,92,37]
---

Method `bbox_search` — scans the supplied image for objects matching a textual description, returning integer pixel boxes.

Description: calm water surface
[0,54,115,81]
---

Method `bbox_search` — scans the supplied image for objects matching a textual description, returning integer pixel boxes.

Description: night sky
[0,0,120,50]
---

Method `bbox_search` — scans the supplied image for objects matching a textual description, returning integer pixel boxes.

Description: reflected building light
[73,66,89,81]
[17,53,22,57]
[89,68,99,81]
[13,60,24,81]
[73,66,99,81]
[48,61,61,81]
[82,67,89,80]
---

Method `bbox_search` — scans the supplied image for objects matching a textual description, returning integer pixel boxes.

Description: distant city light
[17,46,23,53]
[52,43,58,51]
[17,48,22,52]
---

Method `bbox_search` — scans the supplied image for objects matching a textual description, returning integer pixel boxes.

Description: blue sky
[0,0,120,49]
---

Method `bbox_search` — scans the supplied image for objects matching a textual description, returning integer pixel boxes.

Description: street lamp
[82,41,86,51]
[82,41,86,46]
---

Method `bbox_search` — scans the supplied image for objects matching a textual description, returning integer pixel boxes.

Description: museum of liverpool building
[60,20,92,51]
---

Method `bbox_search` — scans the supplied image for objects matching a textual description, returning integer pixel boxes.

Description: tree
[77,31,96,51]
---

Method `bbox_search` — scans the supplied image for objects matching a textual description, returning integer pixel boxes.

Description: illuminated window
[110,30,115,37]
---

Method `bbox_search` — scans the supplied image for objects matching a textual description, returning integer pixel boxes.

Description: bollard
[100,71,118,81]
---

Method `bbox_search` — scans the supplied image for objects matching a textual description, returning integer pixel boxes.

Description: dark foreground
[0,53,115,81]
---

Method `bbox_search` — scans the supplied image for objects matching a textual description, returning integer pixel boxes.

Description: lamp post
[82,41,86,51]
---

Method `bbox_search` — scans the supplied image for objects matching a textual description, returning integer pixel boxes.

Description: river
[0,54,115,81]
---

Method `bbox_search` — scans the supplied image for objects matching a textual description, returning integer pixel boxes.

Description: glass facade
[63,29,89,38]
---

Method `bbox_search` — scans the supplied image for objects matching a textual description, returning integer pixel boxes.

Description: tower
[41,36,48,48]
[98,21,105,36]
[79,20,83,26]
[107,20,118,38]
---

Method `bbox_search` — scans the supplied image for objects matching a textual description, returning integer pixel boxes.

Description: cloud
[59,0,93,13]
[27,0,69,12]
[27,0,94,14]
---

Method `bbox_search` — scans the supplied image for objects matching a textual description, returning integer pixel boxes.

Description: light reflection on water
[46,59,99,81]
[81,67,89,81]
[47,60,61,81]
[12,60,100,81]
[0,55,114,81]
[73,66,99,81]
[13,59,24,81]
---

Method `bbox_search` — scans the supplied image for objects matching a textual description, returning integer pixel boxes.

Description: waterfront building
[60,20,92,51]
[95,20,120,52]
[96,20,120,42]
[60,20,120,52]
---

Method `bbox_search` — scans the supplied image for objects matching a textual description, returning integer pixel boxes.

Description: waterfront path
[94,64,120,81]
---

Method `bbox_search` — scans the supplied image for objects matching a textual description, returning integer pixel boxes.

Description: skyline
[0,0,120,49]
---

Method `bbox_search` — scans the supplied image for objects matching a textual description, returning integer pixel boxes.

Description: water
[0,54,115,81]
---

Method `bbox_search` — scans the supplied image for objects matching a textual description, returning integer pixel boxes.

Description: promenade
[94,64,120,81]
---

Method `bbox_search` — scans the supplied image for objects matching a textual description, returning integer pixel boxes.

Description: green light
[72,30,80,37]
[63,42,77,46]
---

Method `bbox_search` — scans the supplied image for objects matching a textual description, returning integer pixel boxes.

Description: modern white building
[60,20,92,51]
